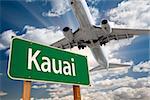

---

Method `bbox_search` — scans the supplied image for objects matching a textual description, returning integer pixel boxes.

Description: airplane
[50,0,150,71]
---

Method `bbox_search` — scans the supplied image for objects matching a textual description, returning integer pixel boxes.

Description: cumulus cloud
[0,91,7,96]
[112,87,150,100]
[32,84,47,89]
[35,61,150,100]
[0,73,3,76]
[0,25,64,52]
[83,62,150,100]
[25,0,35,3]
[45,84,72,99]
[22,25,64,44]
[89,6,101,24]
[87,0,101,6]
[0,30,16,50]
[42,0,71,17]
[103,36,137,64]
[133,61,150,72]
[108,0,150,28]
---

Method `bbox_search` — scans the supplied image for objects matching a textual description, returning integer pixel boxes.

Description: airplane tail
[90,63,131,72]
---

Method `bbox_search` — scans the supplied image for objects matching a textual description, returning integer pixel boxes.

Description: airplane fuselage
[70,0,109,68]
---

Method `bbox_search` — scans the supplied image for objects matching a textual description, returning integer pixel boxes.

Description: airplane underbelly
[74,29,98,42]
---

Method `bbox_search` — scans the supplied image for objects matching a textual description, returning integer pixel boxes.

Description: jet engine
[63,27,73,42]
[101,19,112,34]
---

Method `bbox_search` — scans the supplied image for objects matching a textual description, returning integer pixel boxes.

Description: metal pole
[22,81,31,100]
[73,85,81,100]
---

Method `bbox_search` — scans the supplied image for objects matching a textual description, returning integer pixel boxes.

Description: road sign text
[28,48,76,76]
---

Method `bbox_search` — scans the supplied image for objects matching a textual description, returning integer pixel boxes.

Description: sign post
[22,81,31,100]
[73,85,81,100]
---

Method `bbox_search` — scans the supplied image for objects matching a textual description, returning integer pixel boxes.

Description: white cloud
[25,0,35,3]
[42,0,71,17]
[38,61,150,100]
[104,36,137,59]
[0,73,3,76]
[133,61,150,72]
[105,36,137,53]
[0,26,64,55]
[82,62,150,100]
[89,6,101,24]
[0,30,16,50]
[102,36,137,65]
[45,84,72,99]
[33,82,47,85]
[87,0,101,6]
[32,84,47,89]
[22,25,64,45]
[112,87,150,100]
[0,91,7,96]
[108,0,150,28]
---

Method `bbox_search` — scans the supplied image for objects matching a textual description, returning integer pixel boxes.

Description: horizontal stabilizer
[90,63,131,72]
[109,63,131,68]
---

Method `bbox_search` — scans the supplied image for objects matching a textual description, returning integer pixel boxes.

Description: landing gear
[100,41,107,46]
[68,43,74,48]
[77,40,86,50]
[78,45,86,50]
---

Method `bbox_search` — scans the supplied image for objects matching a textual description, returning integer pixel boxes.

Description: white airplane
[50,0,150,71]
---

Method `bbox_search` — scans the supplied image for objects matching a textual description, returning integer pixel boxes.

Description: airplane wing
[50,38,77,49]
[106,28,150,43]
[90,63,131,72]
[112,28,150,35]
[93,26,150,45]
[51,28,150,48]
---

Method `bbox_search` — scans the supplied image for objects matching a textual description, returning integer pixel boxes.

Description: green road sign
[8,37,90,85]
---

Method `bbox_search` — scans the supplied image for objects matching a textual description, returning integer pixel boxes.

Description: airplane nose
[101,19,108,24]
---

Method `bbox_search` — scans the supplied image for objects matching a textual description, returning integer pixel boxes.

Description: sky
[0,0,150,100]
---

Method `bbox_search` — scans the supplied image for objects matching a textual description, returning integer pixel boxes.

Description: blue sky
[0,0,150,100]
